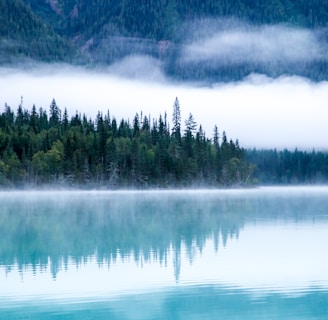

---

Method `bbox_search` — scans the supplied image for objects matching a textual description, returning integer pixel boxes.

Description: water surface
[1,187,328,319]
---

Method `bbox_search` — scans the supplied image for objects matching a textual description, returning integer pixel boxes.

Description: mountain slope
[0,0,74,63]
[2,0,328,81]
[25,0,328,40]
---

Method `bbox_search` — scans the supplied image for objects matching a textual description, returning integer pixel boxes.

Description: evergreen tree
[172,97,181,140]
[49,99,61,127]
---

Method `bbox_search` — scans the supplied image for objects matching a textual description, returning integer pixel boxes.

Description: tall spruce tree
[172,97,181,140]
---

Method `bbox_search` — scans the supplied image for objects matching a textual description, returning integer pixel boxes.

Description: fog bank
[181,22,326,65]
[1,65,328,150]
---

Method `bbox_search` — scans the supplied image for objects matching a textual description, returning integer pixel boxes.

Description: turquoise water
[1,187,328,319]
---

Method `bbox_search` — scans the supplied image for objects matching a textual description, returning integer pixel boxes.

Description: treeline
[246,148,328,184]
[1,98,328,188]
[0,98,252,188]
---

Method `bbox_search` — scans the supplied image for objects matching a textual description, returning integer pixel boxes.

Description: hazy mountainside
[1,0,328,80]
[24,0,328,40]
[0,0,74,63]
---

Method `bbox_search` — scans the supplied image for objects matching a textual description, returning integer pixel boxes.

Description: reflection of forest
[0,190,327,278]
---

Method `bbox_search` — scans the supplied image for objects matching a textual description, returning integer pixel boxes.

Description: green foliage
[2,96,327,189]
[0,98,252,188]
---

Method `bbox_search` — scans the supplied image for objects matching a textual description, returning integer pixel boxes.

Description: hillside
[25,0,328,40]
[1,0,328,80]
[0,0,74,63]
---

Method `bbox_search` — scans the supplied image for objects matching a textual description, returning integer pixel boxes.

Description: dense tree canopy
[0,97,254,188]
[0,97,327,188]
[246,148,328,184]
[24,0,328,41]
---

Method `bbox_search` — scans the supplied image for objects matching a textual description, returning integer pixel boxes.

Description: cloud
[180,23,326,65]
[106,55,166,81]
[0,65,328,150]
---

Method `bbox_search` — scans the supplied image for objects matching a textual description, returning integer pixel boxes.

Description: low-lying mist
[179,19,327,65]
[1,62,327,150]
[1,20,328,150]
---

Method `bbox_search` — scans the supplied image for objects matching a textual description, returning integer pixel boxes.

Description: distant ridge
[1,0,328,81]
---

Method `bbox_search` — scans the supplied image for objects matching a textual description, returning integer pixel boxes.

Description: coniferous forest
[0,98,253,188]
[1,98,328,189]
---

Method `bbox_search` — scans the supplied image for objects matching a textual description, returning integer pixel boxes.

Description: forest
[1,0,328,81]
[246,148,328,185]
[0,98,327,188]
[0,0,74,64]
[0,98,253,188]
[23,0,328,41]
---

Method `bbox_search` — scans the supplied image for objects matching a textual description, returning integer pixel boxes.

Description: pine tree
[184,113,197,137]
[213,125,219,148]
[172,97,181,140]
[184,113,197,158]
[49,99,61,127]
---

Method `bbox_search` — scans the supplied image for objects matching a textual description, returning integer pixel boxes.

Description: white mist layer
[182,24,325,64]
[1,65,328,150]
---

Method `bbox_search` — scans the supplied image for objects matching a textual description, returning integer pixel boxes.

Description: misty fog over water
[1,22,328,150]
[1,187,328,319]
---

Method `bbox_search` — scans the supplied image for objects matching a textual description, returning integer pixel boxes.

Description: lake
[1,187,328,319]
